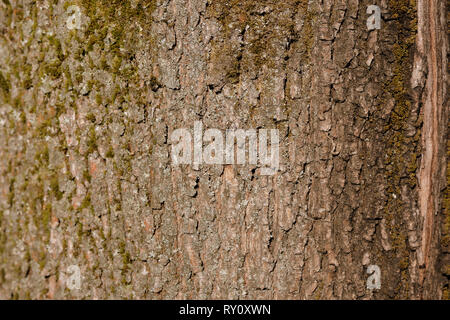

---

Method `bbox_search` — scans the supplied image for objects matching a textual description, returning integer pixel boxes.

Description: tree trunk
[0,0,447,299]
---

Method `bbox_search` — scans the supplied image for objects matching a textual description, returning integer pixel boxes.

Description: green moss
[86,113,96,123]
[48,35,65,61]
[55,102,66,118]
[41,204,51,232]
[83,169,92,184]
[382,0,418,299]
[50,174,63,201]
[0,0,163,298]
[23,69,33,89]
[19,113,26,128]
[111,55,122,74]
[75,68,83,83]
[0,71,10,94]
[63,1,75,11]
[64,68,74,90]
[106,147,114,158]
[95,93,103,106]
[80,193,91,212]
[80,0,157,55]
[99,56,109,71]
[443,286,450,300]
[12,96,22,110]
[119,240,131,284]
[35,144,49,165]
[207,0,315,83]
[77,220,84,239]
[86,126,97,154]
[86,79,95,93]
[298,0,316,63]
[110,85,121,104]
[43,60,63,80]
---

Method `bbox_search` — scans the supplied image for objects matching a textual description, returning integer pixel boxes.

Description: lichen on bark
[0,0,447,300]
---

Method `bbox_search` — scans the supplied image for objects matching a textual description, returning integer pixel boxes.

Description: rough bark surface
[0,0,447,299]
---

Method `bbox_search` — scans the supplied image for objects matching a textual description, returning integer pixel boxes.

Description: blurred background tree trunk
[0,0,447,299]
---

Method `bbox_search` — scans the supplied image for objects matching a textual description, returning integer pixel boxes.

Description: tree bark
[0,0,447,299]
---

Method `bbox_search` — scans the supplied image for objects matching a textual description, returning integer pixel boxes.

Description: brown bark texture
[0,0,448,299]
